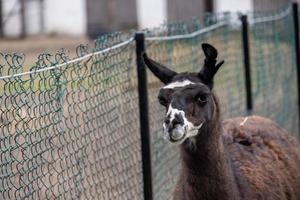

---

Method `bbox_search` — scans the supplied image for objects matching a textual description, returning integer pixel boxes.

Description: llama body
[223,117,300,199]
[174,115,300,200]
[142,43,300,200]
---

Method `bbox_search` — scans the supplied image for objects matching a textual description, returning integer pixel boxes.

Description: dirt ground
[0,35,94,67]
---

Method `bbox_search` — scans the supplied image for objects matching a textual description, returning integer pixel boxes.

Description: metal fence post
[292,2,300,136]
[135,32,153,200]
[241,15,253,115]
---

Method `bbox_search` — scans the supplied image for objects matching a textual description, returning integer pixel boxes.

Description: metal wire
[0,37,134,80]
[145,21,229,41]
[250,5,292,24]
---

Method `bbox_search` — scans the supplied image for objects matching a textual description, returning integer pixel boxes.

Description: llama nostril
[172,114,184,128]
[172,120,181,128]
[164,118,170,125]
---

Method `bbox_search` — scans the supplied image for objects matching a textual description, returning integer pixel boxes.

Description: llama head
[143,43,224,144]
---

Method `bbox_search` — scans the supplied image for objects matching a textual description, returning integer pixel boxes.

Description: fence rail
[0,3,299,200]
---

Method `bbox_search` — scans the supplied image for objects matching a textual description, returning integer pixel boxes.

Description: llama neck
[178,114,239,199]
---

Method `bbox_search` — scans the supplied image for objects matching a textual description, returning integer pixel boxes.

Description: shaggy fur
[173,95,300,200]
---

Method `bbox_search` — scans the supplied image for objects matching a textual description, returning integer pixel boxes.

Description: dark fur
[143,43,300,200]
[173,95,300,200]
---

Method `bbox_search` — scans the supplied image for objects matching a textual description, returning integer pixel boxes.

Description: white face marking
[163,104,203,144]
[162,80,196,89]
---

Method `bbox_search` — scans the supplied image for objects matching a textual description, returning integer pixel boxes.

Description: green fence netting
[0,33,143,199]
[249,6,299,139]
[0,4,299,200]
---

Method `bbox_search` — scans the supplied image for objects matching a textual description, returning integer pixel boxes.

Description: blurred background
[0,0,295,55]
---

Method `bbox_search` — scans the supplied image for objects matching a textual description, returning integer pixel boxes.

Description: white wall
[45,0,86,35]
[215,0,253,13]
[26,0,41,35]
[137,0,167,29]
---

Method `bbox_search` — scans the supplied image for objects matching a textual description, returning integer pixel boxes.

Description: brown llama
[142,43,300,200]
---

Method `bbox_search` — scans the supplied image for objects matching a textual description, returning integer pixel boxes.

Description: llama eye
[196,94,207,104]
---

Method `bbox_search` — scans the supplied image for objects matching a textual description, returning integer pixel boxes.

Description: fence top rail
[145,21,229,42]
[0,37,135,80]
[249,6,292,25]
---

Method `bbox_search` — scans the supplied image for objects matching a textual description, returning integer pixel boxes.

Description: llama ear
[142,53,177,84]
[198,43,224,87]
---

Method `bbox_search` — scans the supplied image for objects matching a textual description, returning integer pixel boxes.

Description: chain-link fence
[1,3,299,200]
[0,33,144,199]
[249,6,299,138]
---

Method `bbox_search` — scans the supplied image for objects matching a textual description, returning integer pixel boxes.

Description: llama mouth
[164,122,204,144]
[169,131,186,143]
[168,125,187,143]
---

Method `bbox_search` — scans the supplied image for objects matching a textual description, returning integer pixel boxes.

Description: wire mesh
[0,33,143,199]
[0,4,299,200]
[249,5,299,139]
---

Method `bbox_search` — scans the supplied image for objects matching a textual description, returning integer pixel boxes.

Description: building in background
[0,0,294,38]
[167,0,207,23]
[0,0,87,38]
[86,0,137,38]
[1,0,86,37]
[253,0,292,11]
[137,0,252,29]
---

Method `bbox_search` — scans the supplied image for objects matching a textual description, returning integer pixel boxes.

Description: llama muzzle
[163,122,187,143]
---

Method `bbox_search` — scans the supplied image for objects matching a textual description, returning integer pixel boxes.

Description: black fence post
[292,2,300,136]
[241,15,253,116]
[135,32,153,200]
